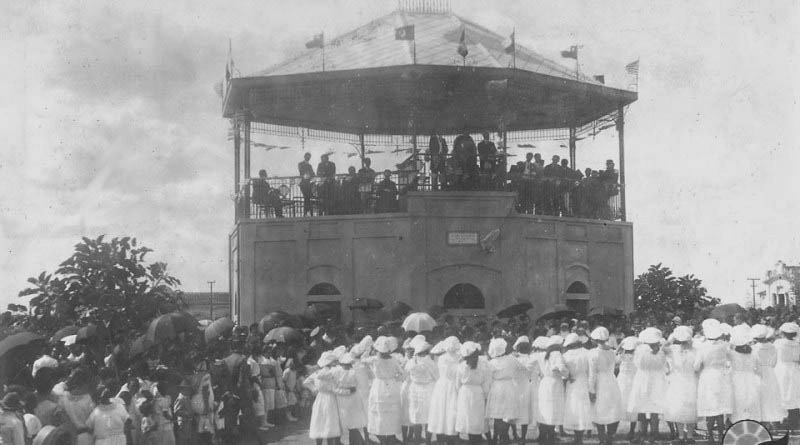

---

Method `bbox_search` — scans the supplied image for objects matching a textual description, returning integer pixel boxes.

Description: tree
[634,263,719,322]
[19,235,183,339]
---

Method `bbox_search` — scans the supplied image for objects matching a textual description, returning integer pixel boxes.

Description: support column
[616,105,627,221]
[243,116,252,219]
[568,127,577,170]
[233,120,241,221]
[359,132,366,168]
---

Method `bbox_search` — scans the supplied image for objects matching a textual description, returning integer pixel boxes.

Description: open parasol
[497,302,533,319]
[402,312,436,333]
[76,323,107,342]
[146,312,199,344]
[51,326,80,343]
[264,327,303,345]
[537,304,576,321]
[259,311,303,333]
[0,332,44,358]
[204,317,235,343]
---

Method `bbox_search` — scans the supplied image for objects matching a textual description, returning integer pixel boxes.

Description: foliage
[17,235,183,339]
[634,263,719,322]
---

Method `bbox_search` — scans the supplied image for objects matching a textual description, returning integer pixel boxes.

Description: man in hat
[298,152,315,216]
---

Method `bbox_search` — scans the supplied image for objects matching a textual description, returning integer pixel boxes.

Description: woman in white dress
[751,324,786,428]
[663,326,697,444]
[85,386,129,445]
[58,368,96,445]
[399,338,415,442]
[427,336,461,444]
[616,336,639,442]
[368,336,406,444]
[306,351,346,445]
[729,325,761,423]
[485,337,527,444]
[694,321,732,443]
[538,335,568,444]
[562,333,592,445]
[511,336,540,443]
[351,339,374,442]
[775,322,800,431]
[405,339,438,443]
[455,341,492,443]
[588,327,623,445]
[628,327,667,444]
[335,352,368,445]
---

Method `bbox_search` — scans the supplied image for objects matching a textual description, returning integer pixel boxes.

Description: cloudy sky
[1,0,798,310]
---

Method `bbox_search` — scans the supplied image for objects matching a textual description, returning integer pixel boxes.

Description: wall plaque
[447,232,479,245]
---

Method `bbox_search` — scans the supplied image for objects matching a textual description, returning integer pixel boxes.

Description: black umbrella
[537,304,576,321]
[0,332,44,359]
[76,323,107,342]
[710,303,746,321]
[264,327,304,345]
[497,302,533,319]
[51,326,80,343]
[259,312,303,333]
[379,301,413,321]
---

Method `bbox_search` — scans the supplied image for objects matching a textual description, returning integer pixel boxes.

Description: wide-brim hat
[590,327,609,342]
[532,336,549,350]
[638,327,663,344]
[619,336,640,351]
[750,324,768,339]
[373,336,398,354]
[780,322,800,334]
[549,335,564,347]
[338,352,355,365]
[704,323,723,340]
[513,336,531,350]
[488,338,508,358]
[443,336,461,354]
[563,333,581,348]
[671,326,693,343]
[719,323,732,336]
[459,341,481,357]
[701,318,720,333]
[317,351,335,367]
[730,325,752,347]
[413,341,431,354]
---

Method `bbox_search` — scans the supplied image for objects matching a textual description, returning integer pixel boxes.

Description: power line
[208,280,216,320]
[747,277,760,309]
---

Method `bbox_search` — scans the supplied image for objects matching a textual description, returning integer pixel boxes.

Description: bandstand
[222,2,638,325]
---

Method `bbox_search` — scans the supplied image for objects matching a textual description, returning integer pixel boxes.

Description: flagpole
[413,38,417,65]
[322,32,326,72]
[512,28,516,69]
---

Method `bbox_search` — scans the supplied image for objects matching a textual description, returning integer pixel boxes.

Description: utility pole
[747,277,759,309]
[207,280,216,320]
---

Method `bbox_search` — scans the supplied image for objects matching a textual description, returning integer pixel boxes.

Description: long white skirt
[563,376,593,430]
[427,377,458,435]
[696,367,732,417]
[455,384,486,435]
[592,371,623,425]
[731,371,761,423]
[309,392,341,439]
[486,379,519,420]
[759,366,787,422]
[628,369,666,415]
[400,379,411,426]
[663,371,697,424]
[368,378,402,436]
[407,381,435,425]
[775,362,800,410]
[337,393,367,430]
[538,376,565,426]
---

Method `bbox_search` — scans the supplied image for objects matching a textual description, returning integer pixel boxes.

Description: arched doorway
[307,282,342,322]
[444,283,485,310]
[565,280,590,315]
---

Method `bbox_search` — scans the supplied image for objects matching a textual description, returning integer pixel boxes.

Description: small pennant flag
[593,75,605,84]
[560,45,578,59]
[626,60,639,75]
[306,33,324,49]
[457,27,468,58]
[395,25,415,40]
[225,64,231,82]
[503,30,515,54]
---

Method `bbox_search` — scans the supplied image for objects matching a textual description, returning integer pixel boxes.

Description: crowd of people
[4,304,800,445]
[247,132,620,220]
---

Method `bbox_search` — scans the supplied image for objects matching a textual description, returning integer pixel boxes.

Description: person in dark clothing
[598,160,620,219]
[340,166,361,214]
[477,132,498,173]
[375,170,398,213]
[357,158,377,213]
[542,155,563,215]
[298,153,315,216]
[452,133,478,190]
[428,134,448,190]
[252,169,283,217]
[317,154,337,215]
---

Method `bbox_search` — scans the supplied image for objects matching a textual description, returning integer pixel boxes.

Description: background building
[181,292,231,320]
[762,260,800,307]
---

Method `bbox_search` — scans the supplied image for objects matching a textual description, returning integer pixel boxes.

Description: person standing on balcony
[542,155,563,215]
[598,160,619,219]
[317,154,337,215]
[429,134,448,191]
[477,132,497,177]
[252,169,283,218]
[340,166,361,214]
[375,170,398,213]
[298,153,315,216]
[358,158,377,212]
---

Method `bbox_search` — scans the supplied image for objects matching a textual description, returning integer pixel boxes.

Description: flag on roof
[457,27,468,58]
[306,33,324,49]
[395,25,415,40]
[561,45,578,59]
[503,30,515,54]
[225,64,231,82]
[593,75,605,84]
[626,59,639,75]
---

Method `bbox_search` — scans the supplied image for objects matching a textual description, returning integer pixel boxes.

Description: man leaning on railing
[252,169,283,218]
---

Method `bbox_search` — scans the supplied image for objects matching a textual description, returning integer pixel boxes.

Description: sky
[1,0,798,310]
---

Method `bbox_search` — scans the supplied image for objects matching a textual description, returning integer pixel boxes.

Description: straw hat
[373,336,395,354]
[413,341,432,354]
[701,318,720,332]
[443,336,461,354]
[590,327,609,342]
[750,324,768,339]
[350,343,365,357]
[460,341,481,357]
[671,326,693,343]
[488,338,508,358]
[780,322,800,334]
[730,325,752,347]
[619,336,640,351]
[638,327,662,344]
[719,323,732,336]
[704,323,723,340]
[317,351,335,367]
[338,352,355,365]
[549,335,564,347]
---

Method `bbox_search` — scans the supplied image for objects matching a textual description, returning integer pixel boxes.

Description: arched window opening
[443,283,485,309]
[308,282,341,296]
[566,281,589,294]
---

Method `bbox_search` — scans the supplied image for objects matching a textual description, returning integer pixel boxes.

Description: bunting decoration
[593,75,605,84]
[306,33,324,49]
[561,45,578,59]
[457,27,468,58]
[395,25,415,40]
[503,30,515,54]
[625,59,639,75]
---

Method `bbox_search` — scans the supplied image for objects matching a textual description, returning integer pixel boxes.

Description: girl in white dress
[351,340,374,442]
[663,326,697,444]
[694,321,732,443]
[455,341,492,443]
[405,340,438,443]
[511,336,540,443]
[616,336,639,442]
[427,336,461,444]
[588,327,623,445]
[368,336,406,444]
[774,322,800,432]
[305,351,346,445]
[751,324,786,427]
[399,338,414,442]
[486,337,527,444]
[538,335,568,444]
[85,386,129,445]
[335,352,368,445]
[628,327,667,444]
[562,333,592,445]
[729,325,761,422]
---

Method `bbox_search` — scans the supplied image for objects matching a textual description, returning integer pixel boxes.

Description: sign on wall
[447,232,479,245]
